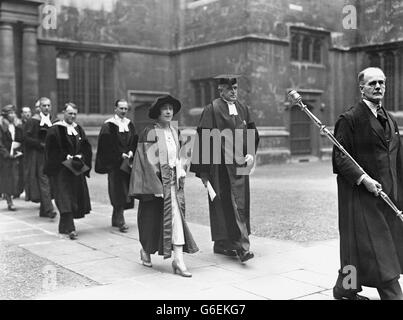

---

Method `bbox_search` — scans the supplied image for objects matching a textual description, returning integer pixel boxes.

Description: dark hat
[1,104,16,117]
[62,157,90,176]
[214,74,241,86]
[148,95,181,120]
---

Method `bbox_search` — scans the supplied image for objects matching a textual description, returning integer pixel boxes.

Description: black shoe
[119,224,129,233]
[213,247,238,257]
[48,211,57,219]
[333,286,369,300]
[7,204,16,211]
[237,250,254,263]
[69,231,78,240]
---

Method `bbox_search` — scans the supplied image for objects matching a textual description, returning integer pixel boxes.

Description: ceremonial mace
[288,90,403,222]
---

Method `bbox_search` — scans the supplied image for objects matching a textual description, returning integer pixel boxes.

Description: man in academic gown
[17,107,32,197]
[332,67,403,300]
[44,102,92,240]
[24,97,56,218]
[95,99,138,232]
[190,74,259,263]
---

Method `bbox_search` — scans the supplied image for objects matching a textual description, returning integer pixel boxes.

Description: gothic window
[290,28,326,64]
[56,51,115,114]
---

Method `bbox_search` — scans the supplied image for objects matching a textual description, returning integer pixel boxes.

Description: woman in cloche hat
[129,95,198,277]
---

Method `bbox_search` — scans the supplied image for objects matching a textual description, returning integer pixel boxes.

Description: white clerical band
[228,103,238,116]
[40,116,52,127]
[66,126,78,136]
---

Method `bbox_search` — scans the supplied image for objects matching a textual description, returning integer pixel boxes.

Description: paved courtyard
[1,196,397,300]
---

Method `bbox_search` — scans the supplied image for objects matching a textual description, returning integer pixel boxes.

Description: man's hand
[362,176,382,196]
[66,154,73,160]
[200,172,209,187]
[245,154,254,166]
[122,153,129,159]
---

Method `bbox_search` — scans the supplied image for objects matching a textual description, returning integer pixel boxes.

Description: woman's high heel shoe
[172,260,192,277]
[140,249,152,267]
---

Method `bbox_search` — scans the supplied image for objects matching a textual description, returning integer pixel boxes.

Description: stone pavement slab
[0,198,367,300]
[232,274,325,300]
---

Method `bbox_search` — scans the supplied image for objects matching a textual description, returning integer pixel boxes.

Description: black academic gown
[0,119,23,196]
[190,98,259,243]
[95,120,138,209]
[16,120,27,196]
[23,115,53,203]
[44,123,92,218]
[332,101,403,288]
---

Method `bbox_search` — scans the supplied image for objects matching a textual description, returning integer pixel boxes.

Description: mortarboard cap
[214,74,241,86]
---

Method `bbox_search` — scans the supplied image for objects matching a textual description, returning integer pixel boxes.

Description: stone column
[0,22,16,106]
[22,24,39,108]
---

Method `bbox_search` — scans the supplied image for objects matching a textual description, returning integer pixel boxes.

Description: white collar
[39,112,52,127]
[54,120,78,136]
[105,115,130,132]
[223,99,238,116]
[363,99,380,118]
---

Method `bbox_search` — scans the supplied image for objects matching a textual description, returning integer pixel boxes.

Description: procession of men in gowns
[190,75,259,263]
[44,103,92,240]
[95,99,138,233]
[23,97,56,218]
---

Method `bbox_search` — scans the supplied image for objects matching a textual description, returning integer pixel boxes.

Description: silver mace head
[288,90,302,104]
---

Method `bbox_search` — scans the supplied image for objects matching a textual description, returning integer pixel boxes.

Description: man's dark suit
[332,101,403,299]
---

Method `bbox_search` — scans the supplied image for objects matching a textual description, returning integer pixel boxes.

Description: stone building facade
[1,0,403,162]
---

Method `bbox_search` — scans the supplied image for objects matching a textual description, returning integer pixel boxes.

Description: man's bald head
[358,67,385,85]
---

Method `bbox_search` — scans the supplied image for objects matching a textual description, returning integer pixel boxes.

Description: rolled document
[10,141,21,156]
[206,181,216,201]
